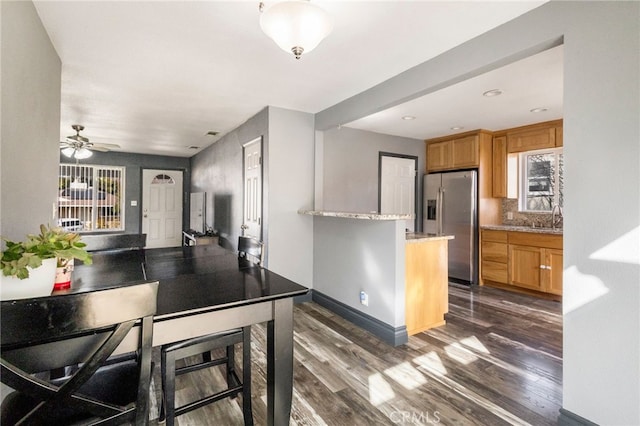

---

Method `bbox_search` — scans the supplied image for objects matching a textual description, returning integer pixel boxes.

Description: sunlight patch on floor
[413,351,448,376]
[368,373,395,406]
[459,335,490,354]
[444,342,478,365]
[383,361,427,390]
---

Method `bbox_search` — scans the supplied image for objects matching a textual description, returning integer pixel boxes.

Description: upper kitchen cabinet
[506,119,563,153]
[426,130,500,226]
[492,135,507,198]
[425,130,491,172]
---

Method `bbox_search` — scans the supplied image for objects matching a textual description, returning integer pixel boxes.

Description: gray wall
[190,108,268,252]
[267,107,314,288]
[1,1,61,241]
[316,2,640,424]
[59,151,190,234]
[313,217,406,327]
[319,127,424,223]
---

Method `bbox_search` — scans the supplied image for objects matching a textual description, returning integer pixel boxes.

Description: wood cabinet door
[509,244,542,290]
[492,136,507,197]
[451,135,479,168]
[426,141,450,171]
[544,248,563,295]
[507,127,556,153]
[555,126,563,147]
[405,240,448,334]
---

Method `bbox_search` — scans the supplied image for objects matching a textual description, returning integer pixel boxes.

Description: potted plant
[1,224,92,299]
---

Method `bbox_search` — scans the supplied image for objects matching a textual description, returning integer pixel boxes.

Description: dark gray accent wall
[190,107,268,252]
[59,151,190,234]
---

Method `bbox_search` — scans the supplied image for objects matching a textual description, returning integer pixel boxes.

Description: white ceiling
[33,1,553,157]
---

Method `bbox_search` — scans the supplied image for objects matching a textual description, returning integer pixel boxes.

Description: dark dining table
[57,243,309,426]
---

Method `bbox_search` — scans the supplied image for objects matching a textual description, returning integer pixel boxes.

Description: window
[58,164,125,232]
[519,148,563,212]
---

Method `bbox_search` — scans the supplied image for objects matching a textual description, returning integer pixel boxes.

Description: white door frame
[141,169,183,248]
[378,152,418,232]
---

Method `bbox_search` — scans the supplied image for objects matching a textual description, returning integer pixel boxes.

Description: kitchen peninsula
[299,209,453,346]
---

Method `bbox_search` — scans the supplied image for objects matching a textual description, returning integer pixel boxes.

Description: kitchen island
[299,210,452,345]
[405,233,454,334]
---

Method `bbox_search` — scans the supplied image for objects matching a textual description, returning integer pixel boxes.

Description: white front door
[142,169,183,248]
[380,155,416,232]
[243,138,262,240]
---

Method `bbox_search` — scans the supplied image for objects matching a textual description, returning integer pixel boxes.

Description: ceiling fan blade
[93,142,120,149]
[89,145,110,152]
[66,134,89,143]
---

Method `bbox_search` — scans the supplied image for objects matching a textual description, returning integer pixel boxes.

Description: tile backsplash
[501,198,562,229]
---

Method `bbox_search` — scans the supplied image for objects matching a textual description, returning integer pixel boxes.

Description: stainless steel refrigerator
[423,170,478,285]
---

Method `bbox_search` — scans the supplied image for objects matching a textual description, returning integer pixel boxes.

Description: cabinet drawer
[481,241,508,263]
[508,232,562,249]
[482,261,508,283]
[481,229,508,243]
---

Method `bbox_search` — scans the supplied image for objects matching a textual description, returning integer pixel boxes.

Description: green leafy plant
[1,224,92,279]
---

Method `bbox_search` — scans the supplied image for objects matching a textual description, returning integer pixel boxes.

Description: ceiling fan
[60,124,120,159]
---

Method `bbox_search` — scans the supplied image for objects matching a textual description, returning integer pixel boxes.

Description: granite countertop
[406,232,455,243]
[481,224,563,235]
[298,209,414,221]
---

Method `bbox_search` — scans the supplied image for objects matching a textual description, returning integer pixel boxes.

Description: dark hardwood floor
[150,284,562,425]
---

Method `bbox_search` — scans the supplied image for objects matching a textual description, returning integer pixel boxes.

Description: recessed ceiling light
[206,131,219,136]
[483,89,503,97]
[188,146,200,150]
[450,126,464,131]
[401,115,416,120]
[530,107,548,113]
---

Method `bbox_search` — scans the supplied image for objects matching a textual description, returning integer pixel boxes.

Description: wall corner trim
[311,290,408,346]
[558,408,599,426]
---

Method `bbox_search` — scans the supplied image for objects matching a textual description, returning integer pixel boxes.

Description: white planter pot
[0,258,57,300]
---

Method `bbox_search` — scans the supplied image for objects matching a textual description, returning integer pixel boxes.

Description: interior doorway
[242,137,262,241]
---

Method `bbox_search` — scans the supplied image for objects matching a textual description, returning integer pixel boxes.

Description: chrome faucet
[551,204,563,230]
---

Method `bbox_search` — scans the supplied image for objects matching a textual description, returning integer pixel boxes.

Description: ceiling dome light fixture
[530,107,548,113]
[259,1,333,59]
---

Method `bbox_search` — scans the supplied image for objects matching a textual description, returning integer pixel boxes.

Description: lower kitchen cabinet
[480,230,508,284]
[481,229,563,296]
[509,244,544,291]
[544,248,563,295]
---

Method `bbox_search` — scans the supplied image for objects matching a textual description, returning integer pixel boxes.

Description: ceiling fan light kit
[59,124,119,160]
[259,0,333,59]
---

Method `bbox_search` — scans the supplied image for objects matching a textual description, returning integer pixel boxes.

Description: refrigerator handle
[437,187,444,235]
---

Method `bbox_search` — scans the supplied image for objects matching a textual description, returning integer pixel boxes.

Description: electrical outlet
[360,291,369,306]
[507,211,514,220]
